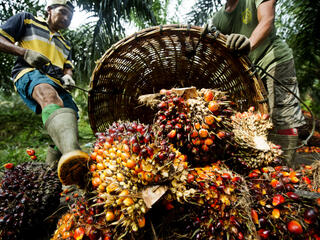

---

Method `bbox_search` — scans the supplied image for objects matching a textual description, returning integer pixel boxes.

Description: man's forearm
[0,36,25,57]
[250,0,276,51]
[249,19,273,50]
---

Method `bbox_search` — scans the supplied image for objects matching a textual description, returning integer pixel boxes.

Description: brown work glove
[23,49,50,69]
[226,34,251,55]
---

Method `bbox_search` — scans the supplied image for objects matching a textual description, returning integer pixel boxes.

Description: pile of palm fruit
[50,87,320,240]
[0,86,316,239]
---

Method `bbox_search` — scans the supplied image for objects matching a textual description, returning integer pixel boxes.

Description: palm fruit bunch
[0,162,62,240]
[175,163,257,240]
[88,121,189,236]
[141,87,235,164]
[228,106,283,170]
[51,197,113,240]
[247,165,320,239]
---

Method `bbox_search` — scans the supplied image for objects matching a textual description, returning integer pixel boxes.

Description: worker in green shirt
[209,0,305,167]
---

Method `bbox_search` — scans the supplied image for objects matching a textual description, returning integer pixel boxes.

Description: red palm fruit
[90,164,97,172]
[146,146,154,156]
[132,143,140,153]
[192,138,201,146]
[4,163,14,169]
[105,135,114,144]
[201,144,209,152]
[91,151,97,161]
[168,129,177,139]
[74,227,85,240]
[217,131,226,139]
[208,101,219,112]
[204,90,214,102]
[204,115,215,125]
[199,129,209,138]
[129,136,137,145]
[158,101,167,109]
[191,147,199,155]
[251,209,259,224]
[26,148,35,156]
[136,124,144,133]
[185,124,192,132]
[302,176,311,184]
[258,229,270,239]
[187,174,195,183]
[304,208,317,224]
[175,123,182,130]
[194,122,201,130]
[232,176,241,182]
[131,122,138,130]
[270,179,280,188]
[221,173,231,180]
[165,202,174,210]
[249,172,259,178]
[287,220,303,234]
[190,130,198,138]
[238,232,244,240]
[272,194,285,206]
[286,192,299,200]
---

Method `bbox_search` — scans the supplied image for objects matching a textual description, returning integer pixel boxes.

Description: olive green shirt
[211,0,292,73]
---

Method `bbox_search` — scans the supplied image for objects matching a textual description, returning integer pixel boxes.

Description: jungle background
[0,0,319,166]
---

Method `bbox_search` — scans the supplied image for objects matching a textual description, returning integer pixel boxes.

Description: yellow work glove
[23,49,50,69]
[226,34,251,55]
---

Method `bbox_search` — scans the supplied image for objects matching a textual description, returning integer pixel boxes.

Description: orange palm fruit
[92,177,102,188]
[203,90,214,102]
[208,101,219,112]
[126,159,136,169]
[272,208,280,219]
[106,211,115,221]
[199,129,209,138]
[138,217,146,228]
[123,197,134,206]
[204,115,215,125]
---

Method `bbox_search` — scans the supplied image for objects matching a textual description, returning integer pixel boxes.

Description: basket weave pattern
[89,24,267,133]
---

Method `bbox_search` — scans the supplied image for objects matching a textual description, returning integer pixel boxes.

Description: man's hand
[226,34,251,55]
[61,74,75,90]
[23,49,50,69]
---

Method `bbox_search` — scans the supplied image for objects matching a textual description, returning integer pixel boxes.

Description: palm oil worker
[209,0,306,167]
[0,0,88,187]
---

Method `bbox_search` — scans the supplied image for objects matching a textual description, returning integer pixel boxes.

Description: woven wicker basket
[88,24,268,133]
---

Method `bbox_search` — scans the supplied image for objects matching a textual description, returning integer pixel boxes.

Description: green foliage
[0,93,95,170]
[276,0,320,116]
[187,0,222,26]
